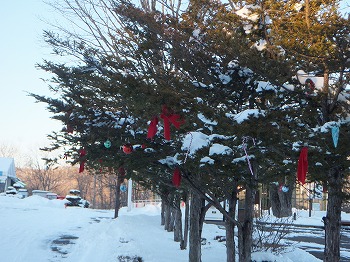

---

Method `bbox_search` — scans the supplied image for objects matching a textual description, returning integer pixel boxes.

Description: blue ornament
[281,185,289,193]
[331,125,339,148]
[120,185,127,192]
[104,140,112,148]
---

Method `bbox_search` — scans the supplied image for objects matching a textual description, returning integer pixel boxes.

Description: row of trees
[31,0,350,261]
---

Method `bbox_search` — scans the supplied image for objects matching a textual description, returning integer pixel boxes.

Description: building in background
[0,158,25,193]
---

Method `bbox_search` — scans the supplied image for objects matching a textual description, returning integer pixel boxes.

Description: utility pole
[127,178,133,212]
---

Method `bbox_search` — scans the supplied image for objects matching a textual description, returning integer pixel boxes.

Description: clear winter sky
[0,1,349,163]
[0,0,63,162]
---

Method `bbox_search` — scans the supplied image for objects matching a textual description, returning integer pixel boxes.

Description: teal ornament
[104,140,112,148]
[331,125,339,148]
[120,185,127,192]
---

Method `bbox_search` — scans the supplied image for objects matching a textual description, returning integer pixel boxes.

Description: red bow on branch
[147,116,159,139]
[147,105,185,140]
[79,148,87,173]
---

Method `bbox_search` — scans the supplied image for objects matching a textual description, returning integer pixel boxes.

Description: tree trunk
[173,194,183,242]
[161,194,166,226]
[181,191,190,250]
[114,176,122,219]
[324,167,342,262]
[189,189,202,262]
[169,204,176,232]
[226,190,238,262]
[238,186,255,262]
[269,183,293,218]
[164,199,171,231]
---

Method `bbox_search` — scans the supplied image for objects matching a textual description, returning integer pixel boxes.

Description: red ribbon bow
[147,105,184,140]
[147,116,159,139]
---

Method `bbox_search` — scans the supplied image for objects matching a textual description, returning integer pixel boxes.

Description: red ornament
[141,144,146,149]
[305,78,316,95]
[122,144,133,154]
[172,167,182,188]
[297,147,308,185]
[79,148,87,173]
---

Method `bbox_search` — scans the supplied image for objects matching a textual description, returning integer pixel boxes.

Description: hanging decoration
[297,147,308,185]
[172,167,181,188]
[242,136,256,177]
[331,125,339,148]
[104,139,112,148]
[304,78,316,96]
[147,105,185,140]
[184,132,193,164]
[122,144,133,154]
[147,116,159,139]
[120,184,127,192]
[79,148,87,173]
[170,132,193,189]
[160,105,185,140]
[281,185,289,193]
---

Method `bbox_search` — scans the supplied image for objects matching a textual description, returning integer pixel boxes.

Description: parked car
[6,186,17,195]
[46,192,58,200]
[18,189,28,199]
[65,189,90,208]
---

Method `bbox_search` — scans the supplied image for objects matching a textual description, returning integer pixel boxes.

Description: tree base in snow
[117,255,143,262]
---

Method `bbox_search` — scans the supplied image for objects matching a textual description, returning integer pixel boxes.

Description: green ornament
[104,140,112,148]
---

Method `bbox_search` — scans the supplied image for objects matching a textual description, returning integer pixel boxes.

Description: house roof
[0,158,16,178]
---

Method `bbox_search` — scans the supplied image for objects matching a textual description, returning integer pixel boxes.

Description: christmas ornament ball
[104,140,112,148]
[120,185,127,192]
[122,144,133,154]
[281,185,289,193]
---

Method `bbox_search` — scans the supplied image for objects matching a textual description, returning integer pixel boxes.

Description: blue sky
[0,0,62,159]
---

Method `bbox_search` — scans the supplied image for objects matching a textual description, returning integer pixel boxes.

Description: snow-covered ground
[0,195,349,262]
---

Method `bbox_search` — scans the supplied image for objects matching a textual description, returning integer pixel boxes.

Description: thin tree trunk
[181,191,190,250]
[189,189,202,262]
[238,186,255,262]
[164,199,171,231]
[92,173,97,208]
[226,186,238,262]
[169,203,176,232]
[174,194,183,242]
[324,167,342,262]
[114,176,122,218]
[161,194,166,225]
